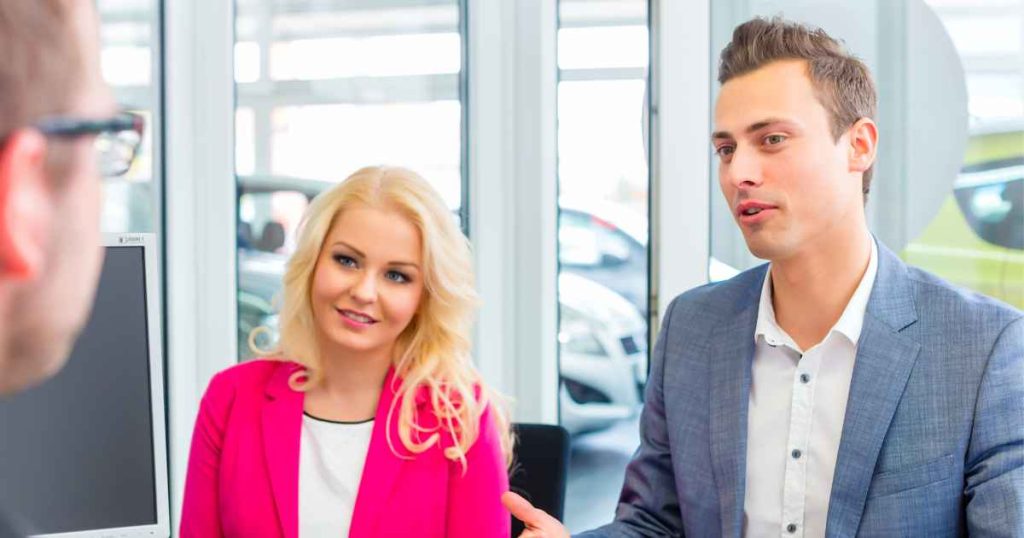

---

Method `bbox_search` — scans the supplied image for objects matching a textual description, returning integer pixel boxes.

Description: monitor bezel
[33,233,170,538]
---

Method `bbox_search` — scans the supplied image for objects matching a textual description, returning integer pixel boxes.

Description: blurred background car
[558,272,647,435]
[954,159,1022,251]
[237,249,283,357]
[559,198,648,317]
[903,124,1023,309]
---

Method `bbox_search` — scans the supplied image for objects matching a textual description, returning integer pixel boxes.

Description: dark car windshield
[954,157,1024,250]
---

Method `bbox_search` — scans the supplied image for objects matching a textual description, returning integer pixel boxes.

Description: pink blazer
[180,360,510,537]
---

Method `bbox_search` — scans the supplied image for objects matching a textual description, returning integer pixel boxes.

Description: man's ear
[848,117,878,174]
[0,129,54,281]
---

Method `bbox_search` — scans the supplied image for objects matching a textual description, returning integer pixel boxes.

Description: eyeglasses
[35,111,145,178]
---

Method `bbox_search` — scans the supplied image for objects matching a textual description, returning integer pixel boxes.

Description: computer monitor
[0,233,170,537]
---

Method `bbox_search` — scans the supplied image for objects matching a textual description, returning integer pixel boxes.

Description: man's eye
[334,255,357,268]
[385,270,409,283]
[764,134,786,145]
[715,145,735,156]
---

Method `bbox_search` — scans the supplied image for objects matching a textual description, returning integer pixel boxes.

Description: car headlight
[620,335,641,355]
[559,329,608,357]
[969,185,1012,224]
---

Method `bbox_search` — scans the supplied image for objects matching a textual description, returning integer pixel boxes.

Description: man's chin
[0,358,68,397]
[742,236,779,261]
[1,336,76,395]
[745,236,803,263]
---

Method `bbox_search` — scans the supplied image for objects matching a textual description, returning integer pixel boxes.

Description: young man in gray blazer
[0,2,139,536]
[505,16,1023,537]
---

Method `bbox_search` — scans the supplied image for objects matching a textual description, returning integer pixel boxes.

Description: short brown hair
[719,17,878,199]
[0,1,83,139]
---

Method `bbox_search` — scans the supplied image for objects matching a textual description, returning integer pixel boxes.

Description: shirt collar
[754,238,879,350]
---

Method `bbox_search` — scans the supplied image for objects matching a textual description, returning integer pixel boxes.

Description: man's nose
[724,146,763,189]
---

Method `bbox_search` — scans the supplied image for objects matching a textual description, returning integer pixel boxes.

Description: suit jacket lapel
[263,362,305,538]
[825,243,921,537]
[349,367,407,538]
[709,275,761,538]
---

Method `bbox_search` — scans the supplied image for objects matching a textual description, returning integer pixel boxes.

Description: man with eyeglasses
[0,2,142,536]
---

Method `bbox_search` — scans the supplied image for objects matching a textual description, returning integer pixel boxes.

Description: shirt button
[791,449,802,459]
[800,373,810,383]
[787,523,798,533]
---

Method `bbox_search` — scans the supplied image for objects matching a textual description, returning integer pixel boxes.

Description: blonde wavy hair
[265,165,512,470]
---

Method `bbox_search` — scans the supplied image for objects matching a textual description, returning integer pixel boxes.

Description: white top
[298,413,374,538]
[742,239,878,538]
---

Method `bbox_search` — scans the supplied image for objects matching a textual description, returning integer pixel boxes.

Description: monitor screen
[0,235,168,537]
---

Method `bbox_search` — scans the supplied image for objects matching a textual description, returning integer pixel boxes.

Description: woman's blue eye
[385,270,409,283]
[334,254,357,268]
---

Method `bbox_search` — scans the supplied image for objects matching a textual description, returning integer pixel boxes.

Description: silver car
[558,272,647,435]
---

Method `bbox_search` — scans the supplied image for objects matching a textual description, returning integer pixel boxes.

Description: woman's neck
[303,344,393,422]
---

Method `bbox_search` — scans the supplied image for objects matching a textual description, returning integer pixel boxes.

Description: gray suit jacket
[579,242,1023,537]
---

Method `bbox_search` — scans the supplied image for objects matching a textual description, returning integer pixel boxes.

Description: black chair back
[508,423,571,537]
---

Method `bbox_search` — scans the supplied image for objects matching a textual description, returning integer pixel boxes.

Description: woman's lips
[337,308,376,329]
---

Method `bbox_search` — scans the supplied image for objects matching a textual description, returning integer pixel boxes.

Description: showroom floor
[563,416,641,533]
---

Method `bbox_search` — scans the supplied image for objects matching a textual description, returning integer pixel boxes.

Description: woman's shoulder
[406,381,502,442]
[204,358,303,400]
[407,380,486,414]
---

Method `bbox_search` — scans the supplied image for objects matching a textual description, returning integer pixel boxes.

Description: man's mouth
[736,200,777,217]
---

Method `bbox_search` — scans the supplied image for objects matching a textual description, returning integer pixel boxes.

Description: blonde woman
[180,166,513,538]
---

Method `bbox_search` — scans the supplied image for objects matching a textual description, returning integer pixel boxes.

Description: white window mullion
[163,0,237,532]
[650,0,711,327]
[468,0,559,423]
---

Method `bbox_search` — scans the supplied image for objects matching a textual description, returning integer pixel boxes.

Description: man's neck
[0,292,29,396]
[770,227,873,351]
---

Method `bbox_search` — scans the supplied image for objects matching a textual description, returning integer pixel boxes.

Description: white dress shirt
[298,413,374,538]
[742,240,878,538]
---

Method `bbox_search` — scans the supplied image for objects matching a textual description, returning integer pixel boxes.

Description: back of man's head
[719,17,878,197]
[0,0,109,397]
[0,1,83,140]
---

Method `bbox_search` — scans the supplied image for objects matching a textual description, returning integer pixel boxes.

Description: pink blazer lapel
[262,362,305,538]
[348,367,421,538]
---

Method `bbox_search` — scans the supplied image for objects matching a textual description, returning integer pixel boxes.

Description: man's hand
[502,491,571,538]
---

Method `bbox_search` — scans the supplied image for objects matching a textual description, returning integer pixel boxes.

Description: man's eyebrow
[746,118,796,133]
[712,118,798,140]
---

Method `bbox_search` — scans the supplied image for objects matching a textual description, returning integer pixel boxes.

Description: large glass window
[710,0,1023,312]
[234,0,465,360]
[98,0,162,233]
[557,0,650,531]
[907,0,1023,307]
